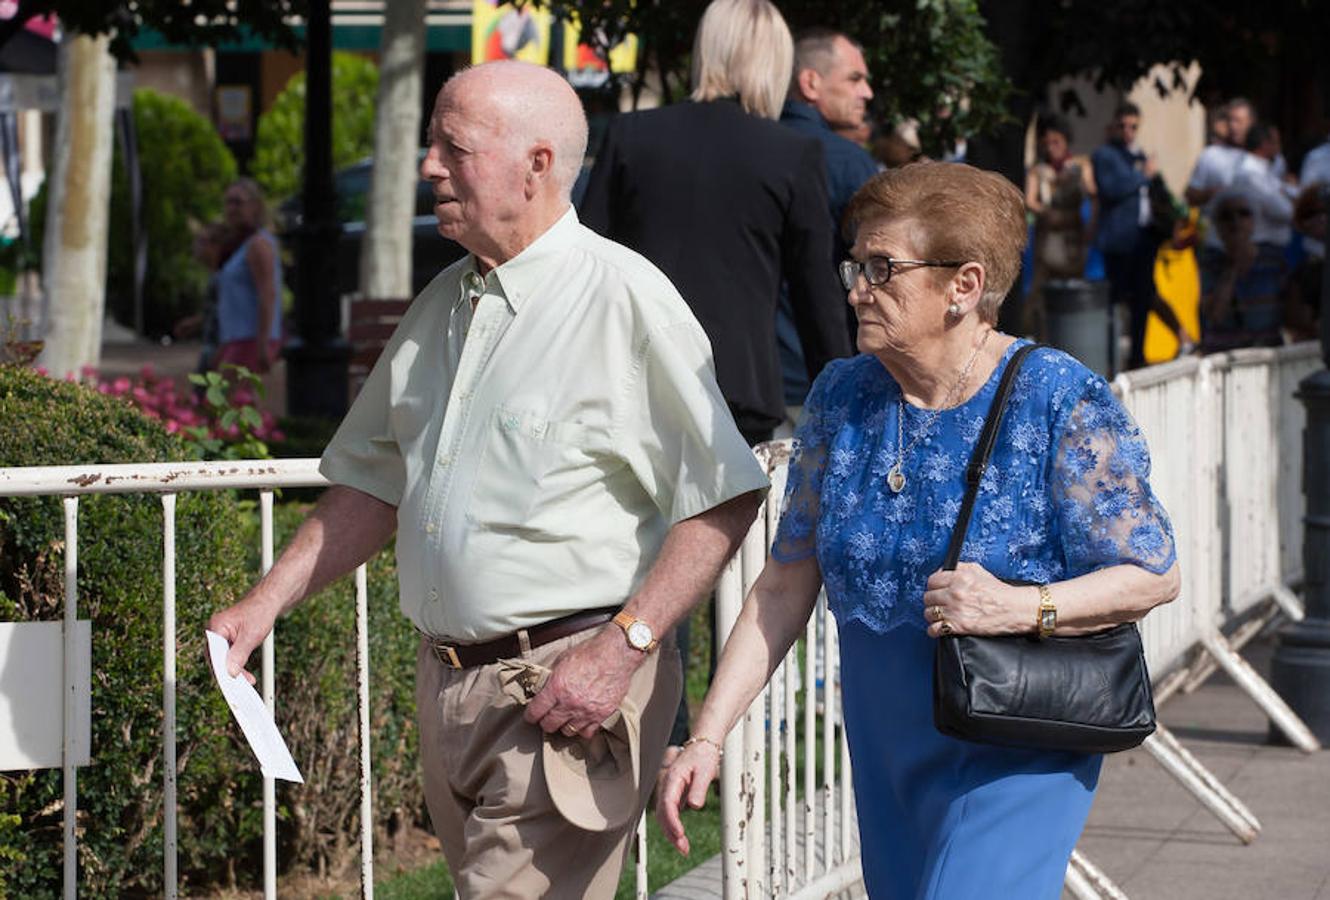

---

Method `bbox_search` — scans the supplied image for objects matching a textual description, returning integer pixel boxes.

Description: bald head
[442,61,589,200]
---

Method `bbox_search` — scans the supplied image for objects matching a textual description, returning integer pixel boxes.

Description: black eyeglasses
[839,256,965,290]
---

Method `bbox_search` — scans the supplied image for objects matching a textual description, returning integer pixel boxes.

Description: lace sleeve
[771,365,840,563]
[1052,378,1176,575]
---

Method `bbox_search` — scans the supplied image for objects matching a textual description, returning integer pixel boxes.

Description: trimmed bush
[0,364,258,896]
[0,366,425,894]
[252,52,379,204]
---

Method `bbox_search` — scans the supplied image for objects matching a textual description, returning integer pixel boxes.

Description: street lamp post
[284,0,349,419]
[1270,183,1330,744]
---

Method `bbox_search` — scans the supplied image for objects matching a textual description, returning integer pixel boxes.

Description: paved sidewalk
[1074,633,1330,899]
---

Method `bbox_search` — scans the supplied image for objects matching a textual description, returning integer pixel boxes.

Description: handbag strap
[942,342,1045,571]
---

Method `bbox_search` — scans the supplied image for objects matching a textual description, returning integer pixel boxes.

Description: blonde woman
[581,0,849,447]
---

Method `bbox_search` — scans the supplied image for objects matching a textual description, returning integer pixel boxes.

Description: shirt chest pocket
[467,406,608,532]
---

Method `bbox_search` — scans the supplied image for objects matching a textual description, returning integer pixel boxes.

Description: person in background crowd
[1024,113,1097,338]
[1285,183,1327,339]
[1092,102,1164,367]
[174,222,240,380]
[775,26,879,408]
[1188,99,1255,257]
[870,119,925,169]
[1232,123,1298,262]
[210,60,768,899]
[582,0,850,445]
[1299,134,1330,260]
[1199,189,1288,351]
[214,178,283,376]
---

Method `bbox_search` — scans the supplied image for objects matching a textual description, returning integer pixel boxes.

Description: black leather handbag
[931,344,1157,754]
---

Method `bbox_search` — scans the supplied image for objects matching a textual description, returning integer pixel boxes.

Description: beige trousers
[416,629,681,899]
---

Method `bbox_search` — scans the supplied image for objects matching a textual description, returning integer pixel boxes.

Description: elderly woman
[659,162,1180,898]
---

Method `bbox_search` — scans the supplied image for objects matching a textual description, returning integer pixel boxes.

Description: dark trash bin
[1044,278,1115,378]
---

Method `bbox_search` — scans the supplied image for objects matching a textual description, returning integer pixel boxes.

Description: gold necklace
[887,330,992,494]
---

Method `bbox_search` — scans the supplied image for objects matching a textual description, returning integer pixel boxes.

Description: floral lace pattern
[772,341,1176,635]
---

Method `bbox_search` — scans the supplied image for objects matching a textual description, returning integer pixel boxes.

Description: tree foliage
[535,0,1012,154]
[0,0,303,60]
[252,51,380,203]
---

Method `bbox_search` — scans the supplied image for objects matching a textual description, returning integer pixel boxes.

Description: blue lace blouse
[771,341,1176,635]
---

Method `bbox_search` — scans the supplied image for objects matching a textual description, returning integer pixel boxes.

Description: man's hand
[207,594,280,685]
[523,626,643,738]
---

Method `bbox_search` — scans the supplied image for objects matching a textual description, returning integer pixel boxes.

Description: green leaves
[252,52,381,204]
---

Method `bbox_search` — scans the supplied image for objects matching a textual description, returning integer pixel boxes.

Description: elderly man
[209,60,767,898]
[776,28,878,405]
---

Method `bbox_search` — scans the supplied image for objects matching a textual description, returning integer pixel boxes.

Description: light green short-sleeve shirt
[321,207,770,640]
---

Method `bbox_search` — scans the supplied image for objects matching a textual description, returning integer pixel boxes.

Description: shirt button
[425,523,436,534]
[502,415,519,430]
[429,588,439,601]
[436,454,451,467]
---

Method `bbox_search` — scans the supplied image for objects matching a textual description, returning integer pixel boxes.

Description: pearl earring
[948,303,962,317]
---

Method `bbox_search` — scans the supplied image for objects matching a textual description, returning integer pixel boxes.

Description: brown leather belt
[427,606,620,669]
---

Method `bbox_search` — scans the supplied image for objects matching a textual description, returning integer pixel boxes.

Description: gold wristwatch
[612,611,658,652]
[1036,584,1057,638]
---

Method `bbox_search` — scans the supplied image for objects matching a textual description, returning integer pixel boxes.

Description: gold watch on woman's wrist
[1036,584,1056,638]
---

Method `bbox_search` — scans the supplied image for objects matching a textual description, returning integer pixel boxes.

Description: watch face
[627,620,653,649]
[1040,609,1057,631]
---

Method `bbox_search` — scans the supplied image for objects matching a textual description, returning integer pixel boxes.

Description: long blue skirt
[838,622,1102,899]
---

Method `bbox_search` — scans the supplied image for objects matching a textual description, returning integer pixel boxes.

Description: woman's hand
[655,738,722,856]
[922,562,1037,637]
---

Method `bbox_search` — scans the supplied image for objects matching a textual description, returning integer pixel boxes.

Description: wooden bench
[347,298,413,398]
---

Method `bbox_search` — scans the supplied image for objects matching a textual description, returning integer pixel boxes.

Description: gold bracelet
[682,735,724,759]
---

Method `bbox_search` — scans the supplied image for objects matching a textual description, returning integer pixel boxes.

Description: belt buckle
[434,643,462,669]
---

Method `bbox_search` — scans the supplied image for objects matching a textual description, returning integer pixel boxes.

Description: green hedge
[252,52,379,204]
[0,366,423,895]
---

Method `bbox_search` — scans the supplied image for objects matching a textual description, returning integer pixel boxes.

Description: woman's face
[223,186,258,230]
[846,216,952,358]
[1039,129,1069,165]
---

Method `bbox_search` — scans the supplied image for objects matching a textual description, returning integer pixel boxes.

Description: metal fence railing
[1,342,1324,900]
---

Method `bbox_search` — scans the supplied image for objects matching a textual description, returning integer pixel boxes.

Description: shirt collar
[461,205,580,314]
[781,99,829,131]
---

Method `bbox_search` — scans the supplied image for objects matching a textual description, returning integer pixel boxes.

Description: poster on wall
[472,1,552,65]
[215,85,252,142]
[563,18,638,89]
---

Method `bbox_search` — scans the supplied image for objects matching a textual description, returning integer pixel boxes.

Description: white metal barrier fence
[0,342,1323,899]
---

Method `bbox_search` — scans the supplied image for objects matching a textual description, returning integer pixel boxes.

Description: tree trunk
[358,0,428,300]
[37,34,117,378]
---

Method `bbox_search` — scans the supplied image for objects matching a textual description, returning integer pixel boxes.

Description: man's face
[812,37,873,131]
[1226,104,1254,147]
[420,84,527,253]
[1109,114,1140,146]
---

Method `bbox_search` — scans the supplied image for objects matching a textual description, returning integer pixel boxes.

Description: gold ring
[561,724,578,737]
[939,620,953,636]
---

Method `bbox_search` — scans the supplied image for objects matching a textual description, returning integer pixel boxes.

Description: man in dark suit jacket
[580,98,850,444]
[776,27,879,403]
[1092,101,1159,369]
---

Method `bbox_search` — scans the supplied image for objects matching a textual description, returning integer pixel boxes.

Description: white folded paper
[206,630,304,783]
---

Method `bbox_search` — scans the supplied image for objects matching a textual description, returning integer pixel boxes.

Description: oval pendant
[887,465,906,493]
